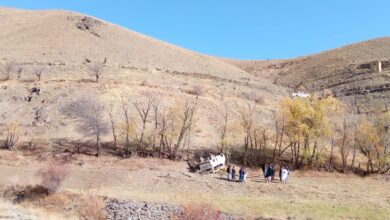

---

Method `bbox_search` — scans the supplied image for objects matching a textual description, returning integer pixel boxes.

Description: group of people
[264,163,290,184]
[226,165,247,182]
[225,163,290,184]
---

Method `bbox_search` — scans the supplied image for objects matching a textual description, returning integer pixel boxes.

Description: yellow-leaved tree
[356,119,381,174]
[280,96,342,168]
[357,110,390,174]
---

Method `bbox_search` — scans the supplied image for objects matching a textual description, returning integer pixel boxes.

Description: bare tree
[271,110,288,160]
[219,104,229,153]
[236,102,256,165]
[88,63,103,83]
[171,97,198,160]
[151,97,161,150]
[120,95,131,157]
[158,110,169,157]
[36,161,69,193]
[158,98,199,160]
[62,96,109,156]
[33,65,46,81]
[106,104,118,150]
[133,99,152,146]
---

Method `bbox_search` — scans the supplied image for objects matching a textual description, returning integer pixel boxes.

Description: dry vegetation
[0,7,389,219]
[36,161,70,193]
[178,203,223,220]
[78,196,107,220]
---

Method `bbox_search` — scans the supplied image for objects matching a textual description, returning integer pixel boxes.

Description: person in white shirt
[281,166,289,184]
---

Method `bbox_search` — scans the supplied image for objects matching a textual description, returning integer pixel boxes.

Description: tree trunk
[108,111,118,150]
[310,141,318,167]
[96,133,100,157]
[349,144,356,172]
[329,139,335,171]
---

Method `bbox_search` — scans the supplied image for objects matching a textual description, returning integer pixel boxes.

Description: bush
[178,203,223,220]
[2,184,50,203]
[241,91,265,104]
[185,85,206,96]
[36,162,69,193]
[78,196,107,220]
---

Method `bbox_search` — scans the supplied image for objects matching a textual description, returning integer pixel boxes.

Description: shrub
[241,91,265,104]
[36,162,69,193]
[178,203,223,220]
[186,85,206,96]
[3,185,49,203]
[78,196,107,220]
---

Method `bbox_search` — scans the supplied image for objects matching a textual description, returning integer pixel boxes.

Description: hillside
[0,7,389,220]
[0,7,251,80]
[227,37,390,112]
[0,7,287,149]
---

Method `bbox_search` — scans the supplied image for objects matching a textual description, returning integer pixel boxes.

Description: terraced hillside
[227,38,390,112]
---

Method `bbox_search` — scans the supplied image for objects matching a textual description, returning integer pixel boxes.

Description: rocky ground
[105,199,183,220]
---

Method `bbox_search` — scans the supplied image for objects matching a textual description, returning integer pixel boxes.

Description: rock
[105,199,183,220]
[105,198,235,220]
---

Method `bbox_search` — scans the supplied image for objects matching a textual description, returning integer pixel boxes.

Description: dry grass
[1,148,389,220]
[2,184,49,203]
[77,195,107,220]
[177,203,223,220]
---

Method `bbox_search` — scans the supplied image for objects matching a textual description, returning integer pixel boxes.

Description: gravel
[105,199,183,220]
[105,199,237,220]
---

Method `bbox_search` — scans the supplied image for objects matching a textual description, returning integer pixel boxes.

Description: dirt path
[0,154,389,219]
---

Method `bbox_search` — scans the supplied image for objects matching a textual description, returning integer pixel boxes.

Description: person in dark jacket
[239,167,244,182]
[239,167,247,182]
[263,163,269,180]
[232,166,236,182]
[266,164,275,182]
[226,165,232,181]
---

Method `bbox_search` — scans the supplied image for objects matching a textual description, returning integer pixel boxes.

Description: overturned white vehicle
[188,153,226,173]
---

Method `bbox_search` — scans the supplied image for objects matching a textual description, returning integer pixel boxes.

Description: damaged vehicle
[188,153,226,173]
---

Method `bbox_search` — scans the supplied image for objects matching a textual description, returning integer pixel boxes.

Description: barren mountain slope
[227,38,390,111]
[0,8,287,150]
[0,7,251,80]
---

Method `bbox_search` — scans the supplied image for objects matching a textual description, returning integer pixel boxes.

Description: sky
[1,0,389,59]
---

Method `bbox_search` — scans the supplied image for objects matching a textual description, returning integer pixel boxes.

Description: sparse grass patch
[77,195,107,220]
[176,203,223,220]
[92,176,390,220]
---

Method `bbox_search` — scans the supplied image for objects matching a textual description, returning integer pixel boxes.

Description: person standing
[226,165,232,181]
[281,166,289,184]
[263,163,269,180]
[242,167,247,183]
[266,164,275,182]
[239,167,244,182]
[232,166,236,182]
